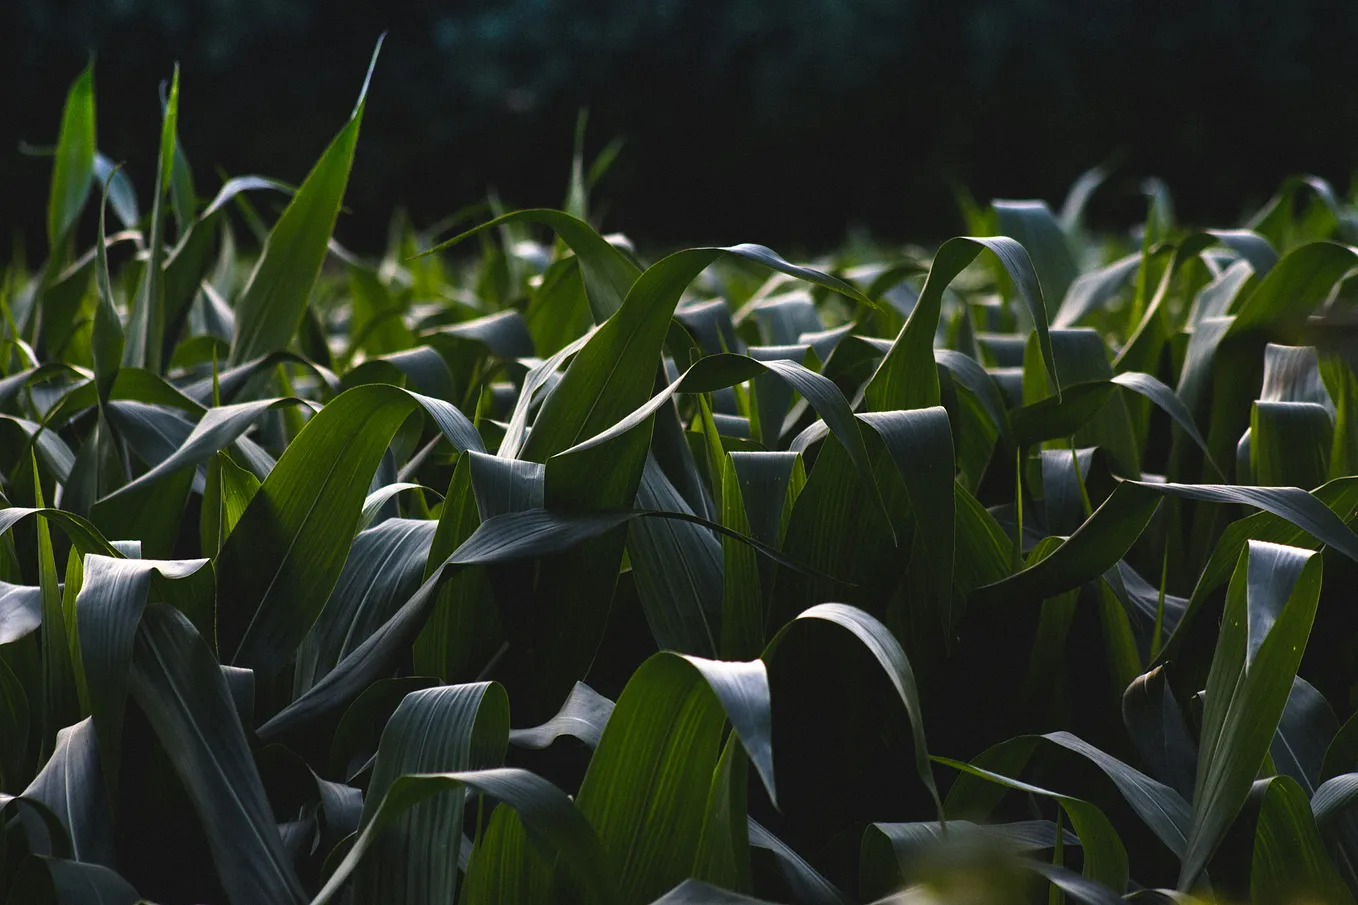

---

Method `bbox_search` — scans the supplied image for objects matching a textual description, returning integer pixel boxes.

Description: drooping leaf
[867,236,1061,413]
[766,604,942,822]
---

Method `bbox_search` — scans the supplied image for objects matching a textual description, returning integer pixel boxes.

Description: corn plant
[5,45,1358,905]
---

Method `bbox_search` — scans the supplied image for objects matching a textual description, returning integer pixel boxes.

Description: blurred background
[5,0,1358,256]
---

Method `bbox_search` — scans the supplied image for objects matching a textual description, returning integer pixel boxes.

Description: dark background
[5,0,1357,258]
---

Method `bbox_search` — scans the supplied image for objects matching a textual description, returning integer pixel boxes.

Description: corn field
[5,44,1358,905]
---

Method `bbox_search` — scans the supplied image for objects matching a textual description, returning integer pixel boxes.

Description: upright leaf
[229,41,382,364]
[47,64,96,252]
[122,67,178,373]
[1179,541,1324,890]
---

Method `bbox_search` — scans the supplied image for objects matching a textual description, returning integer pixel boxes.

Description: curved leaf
[867,235,1061,413]
[934,756,1128,893]
[353,682,509,905]
[574,651,771,904]
[21,717,113,867]
[509,681,615,750]
[1252,775,1354,905]
[313,767,620,905]
[767,604,942,822]
[75,554,210,797]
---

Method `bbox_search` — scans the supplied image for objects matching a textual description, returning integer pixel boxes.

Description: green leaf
[34,461,72,754]
[1313,773,1358,825]
[228,45,379,365]
[129,604,306,905]
[860,819,1077,901]
[526,255,593,355]
[422,209,638,322]
[412,455,501,684]
[0,793,74,861]
[92,153,138,228]
[20,717,113,867]
[859,407,957,629]
[1251,400,1333,488]
[214,384,481,679]
[1053,253,1141,328]
[459,803,554,905]
[314,767,620,905]
[867,236,1061,412]
[9,856,141,905]
[1229,242,1358,335]
[122,66,178,373]
[1108,371,1220,476]
[1179,540,1324,890]
[293,518,436,696]
[936,348,1012,441]
[0,655,31,786]
[748,819,850,905]
[972,481,1162,605]
[326,676,438,780]
[1122,666,1197,800]
[257,505,814,741]
[0,507,119,558]
[200,449,261,557]
[508,681,614,750]
[1159,477,1358,664]
[1029,862,1125,905]
[719,451,799,660]
[353,682,509,905]
[934,756,1128,893]
[91,170,123,405]
[1041,730,1191,860]
[1272,677,1337,796]
[95,397,306,507]
[185,350,340,405]
[538,344,882,710]
[993,199,1079,306]
[692,737,753,892]
[980,478,1358,607]
[629,455,723,654]
[1251,775,1354,905]
[47,64,96,251]
[525,247,873,464]
[766,604,942,823]
[74,554,210,798]
[574,652,772,904]
[1144,481,1358,562]
[358,481,435,530]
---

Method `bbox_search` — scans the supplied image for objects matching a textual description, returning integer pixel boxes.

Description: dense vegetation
[5,46,1358,905]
